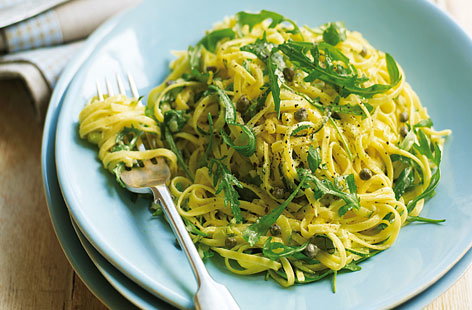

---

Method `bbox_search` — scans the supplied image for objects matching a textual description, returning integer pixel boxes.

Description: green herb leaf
[163,110,189,133]
[162,119,194,180]
[291,124,313,136]
[240,35,275,60]
[187,45,209,82]
[330,102,374,118]
[413,119,433,128]
[183,218,209,236]
[199,28,235,53]
[209,85,257,156]
[262,237,309,261]
[307,146,321,173]
[279,42,401,98]
[407,216,445,224]
[112,162,126,187]
[111,127,143,152]
[407,168,440,212]
[208,85,236,124]
[268,50,282,118]
[208,158,244,223]
[236,10,300,34]
[393,166,415,200]
[244,172,309,245]
[300,169,360,216]
[322,22,347,46]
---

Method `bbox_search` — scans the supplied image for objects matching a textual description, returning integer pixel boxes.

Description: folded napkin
[0,0,140,120]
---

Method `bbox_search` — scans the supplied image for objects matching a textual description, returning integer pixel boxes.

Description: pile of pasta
[79,11,450,288]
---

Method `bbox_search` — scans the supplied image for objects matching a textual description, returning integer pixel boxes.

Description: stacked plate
[41,0,472,309]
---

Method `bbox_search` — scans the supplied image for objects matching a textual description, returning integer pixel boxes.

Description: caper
[165,80,176,86]
[400,126,409,137]
[168,120,179,133]
[225,236,237,249]
[237,95,250,112]
[270,224,281,236]
[360,47,368,57]
[304,243,320,259]
[294,108,308,122]
[206,66,217,73]
[272,187,286,199]
[399,111,409,123]
[283,67,295,82]
[359,168,373,180]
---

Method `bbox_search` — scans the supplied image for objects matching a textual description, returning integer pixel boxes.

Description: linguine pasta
[78,11,450,288]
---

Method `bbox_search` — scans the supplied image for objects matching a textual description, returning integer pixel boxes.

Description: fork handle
[151,185,240,310]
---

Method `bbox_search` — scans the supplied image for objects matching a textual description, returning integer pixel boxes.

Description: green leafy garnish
[413,119,433,128]
[330,102,374,118]
[240,35,285,118]
[413,129,442,166]
[208,158,244,223]
[278,41,401,98]
[262,237,311,261]
[164,110,189,133]
[240,34,275,60]
[184,218,209,236]
[407,168,440,212]
[322,22,347,46]
[208,85,256,156]
[199,28,235,52]
[393,166,415,200]
[162,111,194,180]
[301,169,360,216]
[187,45,209,82]
[406,216,445,224]
[112,162,126,187]
[307,146,321,173]
[111,127,143,152]
[244,172,309,245]
[236,10,301,34]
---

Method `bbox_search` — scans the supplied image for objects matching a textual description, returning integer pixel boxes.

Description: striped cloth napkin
[0,0,140,120]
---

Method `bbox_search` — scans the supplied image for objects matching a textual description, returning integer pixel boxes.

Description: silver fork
[96,74,240,310]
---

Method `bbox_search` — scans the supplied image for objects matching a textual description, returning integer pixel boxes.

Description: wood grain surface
[0,1,471,309]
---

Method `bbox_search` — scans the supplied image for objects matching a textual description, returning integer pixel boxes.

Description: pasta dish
[78,10,450,289]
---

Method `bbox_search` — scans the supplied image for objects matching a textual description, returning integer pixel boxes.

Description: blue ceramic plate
[55,0,472,309]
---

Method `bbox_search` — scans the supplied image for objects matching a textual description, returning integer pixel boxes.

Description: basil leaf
[385,53,401,86]
[199,28,235,53]
[322,22,347,46]
[208,158,243,223]
[244,172,309,245]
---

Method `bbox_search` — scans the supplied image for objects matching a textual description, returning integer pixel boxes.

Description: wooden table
[0,1,471,309]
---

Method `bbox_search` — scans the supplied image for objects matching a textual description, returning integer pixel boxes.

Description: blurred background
[0,0,470,309]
